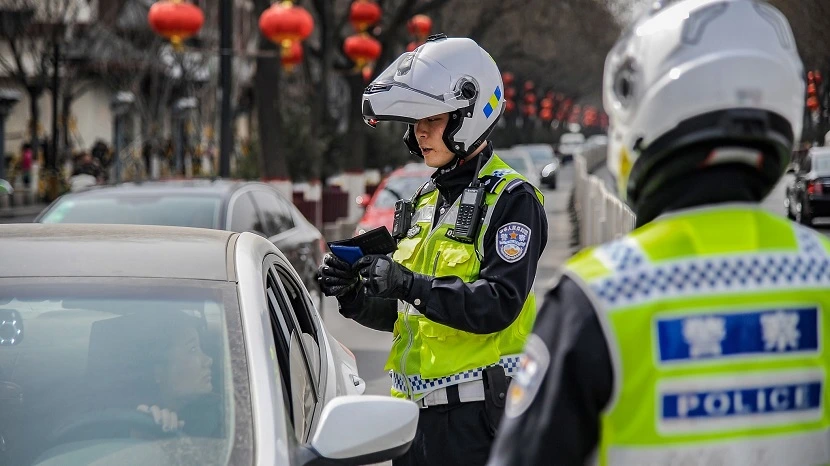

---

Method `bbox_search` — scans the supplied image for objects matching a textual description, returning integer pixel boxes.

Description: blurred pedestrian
[19,143,32,188]
[489,1,830,465]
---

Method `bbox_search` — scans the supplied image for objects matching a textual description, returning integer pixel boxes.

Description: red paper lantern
[281,40,303,71]
[349,0,382,33]
[524,104,537,117]
[505,87,516,100]
[407,14,432,39]
[524,93,537,105]
[523,80,535,92]
[147,0,204,49]
[505,99,516,113]
[540,107,553,121]
[569,105,582,124]
[808,96,820,112]
[362,65,374,82]
[344,33,382,68]
[502,72,514,86]
[259,1,315,49]
[540,97,553,109]
[406,40,423,52]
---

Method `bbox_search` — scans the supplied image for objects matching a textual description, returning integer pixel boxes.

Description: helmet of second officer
[603,0,805,205]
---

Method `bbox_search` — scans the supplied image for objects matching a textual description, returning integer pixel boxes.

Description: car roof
[66,178,252,199]
[0,224,236,280]
[388,163,433,177]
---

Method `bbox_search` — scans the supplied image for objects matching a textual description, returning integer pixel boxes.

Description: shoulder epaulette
[504,178,525,193]
[479,175,506,194]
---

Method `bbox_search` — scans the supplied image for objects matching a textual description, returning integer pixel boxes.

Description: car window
[263,264,318,443]
[40,195,222,228]
[229,192,262,233]
[251,190,295,237]
[0,278,241,466]
[274,265,320,385]
[374,175,431,209]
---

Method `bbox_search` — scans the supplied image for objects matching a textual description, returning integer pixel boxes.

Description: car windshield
[0,278,245,466]
[373,175,430,209]
[499,154,533,175]
[524,149,555,168]
[40,195,222,229]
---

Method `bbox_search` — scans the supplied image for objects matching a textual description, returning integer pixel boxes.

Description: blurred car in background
[355,163,432,235]
[514,144,559,189]
[785,147,830,225]
[556,132,586,163]
[35,180,326,309]
[496,148,542,188]
[0,224,417,466]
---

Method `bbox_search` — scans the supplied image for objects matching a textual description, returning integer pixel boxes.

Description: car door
[262,255,323,444]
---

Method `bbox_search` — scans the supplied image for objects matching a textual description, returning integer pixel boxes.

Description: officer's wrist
[405,272,432,311]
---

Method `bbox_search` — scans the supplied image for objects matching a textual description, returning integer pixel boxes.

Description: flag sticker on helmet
[496,222,531,263]
[483,86,502,118]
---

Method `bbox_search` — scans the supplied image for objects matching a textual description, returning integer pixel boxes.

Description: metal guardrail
[572,145,637,249]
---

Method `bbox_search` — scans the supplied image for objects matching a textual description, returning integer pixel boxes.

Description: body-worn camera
[392,199,414,240]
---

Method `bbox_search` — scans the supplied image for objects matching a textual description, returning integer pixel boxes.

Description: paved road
[322,164,577,396]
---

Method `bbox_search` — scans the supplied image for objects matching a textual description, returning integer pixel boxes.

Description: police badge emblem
[505,334,550,418]
[496,222,531,263]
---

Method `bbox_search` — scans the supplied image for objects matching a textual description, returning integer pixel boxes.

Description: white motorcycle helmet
[362,34,505,159]
[603,0,805,204]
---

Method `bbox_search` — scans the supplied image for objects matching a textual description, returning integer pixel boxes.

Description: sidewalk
[533,163,577,298]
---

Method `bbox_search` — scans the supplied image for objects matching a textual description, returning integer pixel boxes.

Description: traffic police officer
[318,35,548,465]
[489,1,830,465]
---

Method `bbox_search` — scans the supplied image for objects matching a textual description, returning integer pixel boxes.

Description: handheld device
[452,186,485,243]
[392,199,414,240]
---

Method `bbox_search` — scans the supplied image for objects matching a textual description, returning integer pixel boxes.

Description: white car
[556,132,586,162]
[0,224,417,466]
[496,148,542,188]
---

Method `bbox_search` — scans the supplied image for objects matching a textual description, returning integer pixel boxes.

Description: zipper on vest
[432,250,441,275]
[400,302,414,398]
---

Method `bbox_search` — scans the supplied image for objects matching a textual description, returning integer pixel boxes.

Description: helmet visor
[363,51,474,126]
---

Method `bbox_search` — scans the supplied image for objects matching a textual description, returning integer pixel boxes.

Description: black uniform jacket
[339,143,549,335]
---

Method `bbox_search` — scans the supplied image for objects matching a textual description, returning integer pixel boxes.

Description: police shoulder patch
[496,222,531,263]
[505,334,550,419]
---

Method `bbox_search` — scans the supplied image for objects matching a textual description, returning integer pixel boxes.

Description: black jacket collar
[432,143,493,205]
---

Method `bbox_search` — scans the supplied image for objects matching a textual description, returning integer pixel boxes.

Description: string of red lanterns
[259,0,315,71]
[344,0,383,81]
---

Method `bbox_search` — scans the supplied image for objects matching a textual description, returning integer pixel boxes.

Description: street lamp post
[219,0,232,178]
[111,92,135,185]
[0,89,21,183]
[173,97,197,176]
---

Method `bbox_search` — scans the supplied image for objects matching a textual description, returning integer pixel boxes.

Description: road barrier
[572,144,637,249]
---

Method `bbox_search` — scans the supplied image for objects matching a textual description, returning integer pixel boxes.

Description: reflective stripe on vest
[385,153,544,400]
[564,205,830,466]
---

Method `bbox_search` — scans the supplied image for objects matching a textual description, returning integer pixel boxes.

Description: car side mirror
[355,194,371,209]
[300,395,418,465]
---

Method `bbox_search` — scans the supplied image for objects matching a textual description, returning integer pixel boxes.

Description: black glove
[317,253,360,297]
[355,254,415,300]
